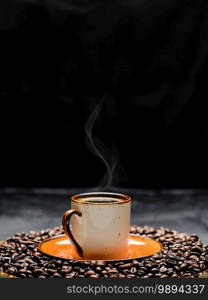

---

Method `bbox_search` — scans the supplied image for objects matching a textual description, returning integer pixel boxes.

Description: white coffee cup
[62,192,131,260]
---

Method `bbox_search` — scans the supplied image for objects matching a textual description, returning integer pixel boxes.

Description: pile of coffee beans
[0,225,207,278]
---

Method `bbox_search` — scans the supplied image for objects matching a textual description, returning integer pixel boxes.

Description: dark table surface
[0,188,207,243]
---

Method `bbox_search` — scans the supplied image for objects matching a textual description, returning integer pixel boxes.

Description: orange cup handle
[62,209,83,256]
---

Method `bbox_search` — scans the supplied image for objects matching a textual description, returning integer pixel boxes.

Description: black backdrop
[0,0,208,188]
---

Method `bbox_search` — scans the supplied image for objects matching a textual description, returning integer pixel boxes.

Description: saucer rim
[38,234,163,262]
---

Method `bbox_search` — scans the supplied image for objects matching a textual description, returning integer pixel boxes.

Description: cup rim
[71,192,132,205]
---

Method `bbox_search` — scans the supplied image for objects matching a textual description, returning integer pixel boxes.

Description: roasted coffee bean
[184,252,190,258]
[199,264,206,270]
[193,268,201,273]
[24,270,32,275]
[95,267,102,272]
[13,263,21,268]
[78,268,85,274]
[96,261,106,267]
[108,269,119,274]
[122,269,131,275]
[166,259,177,266]
[139,266,148,272]
[119,263,133,269]
[180,263,188,270]
[7,267,17,274]
[33,268,43,275]
[191,247,202,253]
[190,234,199,241]
[60,266,72,273]
[174,266,180,272]
[47,269,57,274]
[144,264,152,270]
[159,266,167,273]
[187,262,199,268]
[25,258,34,264]
[148,257,157,262]
[132,260,140,266]
[130,267,137,274]
[68,271,77,278]
[0,225,207,278]
[90,274,100,278]
[86,270,96,276]
[74,266,82,272]
[18,268,28,274]
[114,262,124,267]
[130,226,137,234]
[2,257,11,262]
[171,274,179,278]
[20,263,29,268]
[166,268,174,275]
[137,270,145,276]
[127,274,136,278]
[151,268,158,273]
[53,273,62,278]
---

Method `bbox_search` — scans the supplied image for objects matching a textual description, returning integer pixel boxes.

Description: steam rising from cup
[85,95,120,190]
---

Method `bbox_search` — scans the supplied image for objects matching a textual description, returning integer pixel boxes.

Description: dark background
[1,0,208,189]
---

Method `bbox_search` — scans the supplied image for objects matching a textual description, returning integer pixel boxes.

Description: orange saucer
[38,235,162,262]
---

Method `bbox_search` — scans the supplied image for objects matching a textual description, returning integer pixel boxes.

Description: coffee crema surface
[73,197,125,204]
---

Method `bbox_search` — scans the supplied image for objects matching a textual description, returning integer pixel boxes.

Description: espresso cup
[62,192,131,260]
